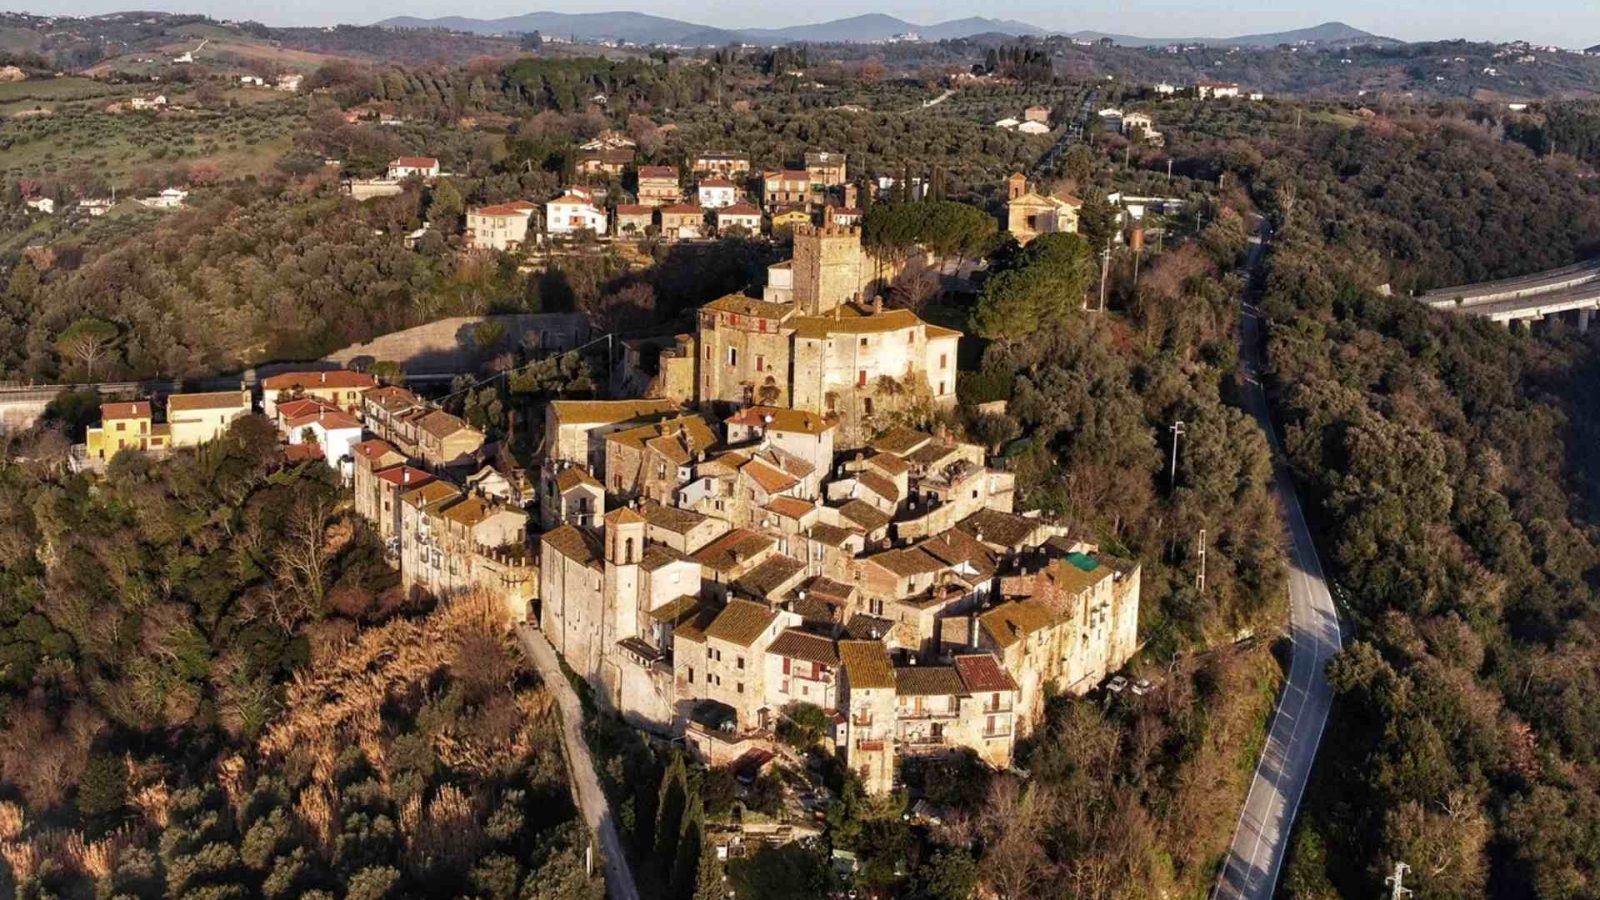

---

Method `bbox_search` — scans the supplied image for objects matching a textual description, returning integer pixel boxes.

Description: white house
[387,156,440,180]
[1121,112,1154,135]
[78,198,113,216]
[129,95,167,111]
[1196,81,1241,99]
[1017,120,1050,135]
[239,75,265,87]
[140,188,188,210]
[546,190,607,236]
[716,202,762,235]
[466,201,537,251]
[286,409,363,476]
[24,197,54,215]
[276,73,303,92]
[698,178,738,209]
[1153,82,1176,95]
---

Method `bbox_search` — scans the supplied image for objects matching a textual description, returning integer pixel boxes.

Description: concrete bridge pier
[1581,308,1592,334]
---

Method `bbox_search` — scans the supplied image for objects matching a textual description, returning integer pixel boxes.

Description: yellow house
[166,389,254,447]
[86,401,169,462]
[771,207,813,230]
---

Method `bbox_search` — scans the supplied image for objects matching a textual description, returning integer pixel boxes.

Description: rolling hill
[374,11,1388,48]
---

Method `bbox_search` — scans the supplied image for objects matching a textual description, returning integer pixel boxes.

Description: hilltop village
[74,219,1142,800]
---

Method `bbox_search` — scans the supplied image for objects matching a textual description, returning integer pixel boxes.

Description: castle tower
[604,505,647,640]
[792,223,869,316]
[1007,172,1027,201]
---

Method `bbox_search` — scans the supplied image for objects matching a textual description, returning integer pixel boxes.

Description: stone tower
[1007,172,1028,201]
[603,505,647,641]
[792,223,869,316]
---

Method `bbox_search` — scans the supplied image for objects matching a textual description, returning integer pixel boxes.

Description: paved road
[1213,227,1343,900]
[516,625,641,900]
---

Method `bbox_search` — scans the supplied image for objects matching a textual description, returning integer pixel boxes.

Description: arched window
[624,537,635,565]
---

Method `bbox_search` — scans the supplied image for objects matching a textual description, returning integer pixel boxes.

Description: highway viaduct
[1418,259,1600,329]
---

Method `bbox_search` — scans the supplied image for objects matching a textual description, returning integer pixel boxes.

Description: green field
[0,76,118,115]
[0,99,303,185]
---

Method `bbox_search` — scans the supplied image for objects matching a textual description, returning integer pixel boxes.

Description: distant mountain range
[374,11,1392,49]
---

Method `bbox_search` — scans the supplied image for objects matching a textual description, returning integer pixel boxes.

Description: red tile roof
[718,203,761,217]
[351,438,399,460]
[390,156,438,168]
[954,654,1019,693]
[263,370,377,391]
[375,465,434,488]
[100,401,151,420]
[286,410,362,431]
[638,165,678,179]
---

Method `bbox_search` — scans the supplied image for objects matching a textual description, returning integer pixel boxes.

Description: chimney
[403,469,411,484]
[320,371,327,384]
[871,295,883,316]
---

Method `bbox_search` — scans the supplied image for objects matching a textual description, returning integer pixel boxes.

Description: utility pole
[1097,238,1112,312]
[1196,528,1207,594]
[1169,420,1185,489]
[1166,158,1173,185]
[1387,862,1413,900]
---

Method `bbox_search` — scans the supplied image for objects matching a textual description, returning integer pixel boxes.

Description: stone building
[1005,173,1083,245]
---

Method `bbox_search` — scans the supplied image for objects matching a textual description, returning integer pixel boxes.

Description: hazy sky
[7,0,1596,48]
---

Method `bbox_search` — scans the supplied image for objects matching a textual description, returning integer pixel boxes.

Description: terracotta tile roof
[791,305,926,339]
[276,397,342,421]
[375,465,434,488]
[856,470,901,504]
[787,575,854,607]
[556,466,602,492]
[352,438,399,461]
[958,508,1043,550]
[648,594,703,623]
[473,202,537,217]
[839,640,895,690]
[864,452,910,476]
[607,414,718,456]
[954,654,1019,693]
[661,203,703,216]
[920,529,999,580]
[765,169,811,182]
[549,399,678,426]
[615,204,653,216]
[846,614,896,642]
[640,499,710,534]
[287,410,362,431]
[417,409,476,440]
[705,598,778,647]
[604,505,646,526]
[871,426,933,457]
[167,390,249,412]
[978,598,1061,650]
[925,324,962,339]
[866,546,945,579]
[263,370,377,391]
[718,203,761,218]
[724,405,837,436]
[806,522,856,548]
[284,443,324,462]
[837,500,891,533]
[703,294,794,319]
[364,385,421,412]
[764,496,816,521]
[691,528,775,574]
[391,156,438,168]
[671,602,721,643]
[743,458,799,495]
[733,554,806,599]
[768,629,840,666]
[441,495,491,527]
[541,524,603,569]
[640,543,690,572]
[638,165,678,179]
[100,401,151,420]
[578,148,635,164]
[700,177,737,188]
[894,666,965,697]
[401,480,462,512]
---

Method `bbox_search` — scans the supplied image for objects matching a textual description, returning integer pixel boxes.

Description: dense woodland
[0,417,599,898]
[1234,114,1600,897]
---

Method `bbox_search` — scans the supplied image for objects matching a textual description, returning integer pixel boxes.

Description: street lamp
[1169,420,1185,489]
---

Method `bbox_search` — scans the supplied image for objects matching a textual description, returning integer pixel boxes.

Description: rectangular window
[736,682,745,694]
[858,370,867,386]
[755,354,765,372]
[736,656,745,670]
[859,337,868,348]
[688,668,695,684]
[940,353,948,369]
[728,347,738,367]
[907,332,915,344]
[782,657,791,675]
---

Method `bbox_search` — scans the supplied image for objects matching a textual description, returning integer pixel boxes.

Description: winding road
[516,625,641,900]
[1213,226,1344,900]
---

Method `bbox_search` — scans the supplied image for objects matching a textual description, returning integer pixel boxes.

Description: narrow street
[516,625,642,900]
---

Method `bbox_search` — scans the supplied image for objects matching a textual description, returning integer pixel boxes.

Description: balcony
[897,706,959,720]
[981,701,1014,714]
